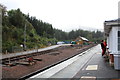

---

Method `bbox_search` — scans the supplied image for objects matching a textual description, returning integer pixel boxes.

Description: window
[118,31,120,51]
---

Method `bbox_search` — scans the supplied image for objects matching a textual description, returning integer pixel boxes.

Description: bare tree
[0,4,7,17]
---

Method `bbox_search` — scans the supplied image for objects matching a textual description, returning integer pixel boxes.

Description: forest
[1,4,104,53]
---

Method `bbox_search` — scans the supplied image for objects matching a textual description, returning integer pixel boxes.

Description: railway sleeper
[3,62,18,67]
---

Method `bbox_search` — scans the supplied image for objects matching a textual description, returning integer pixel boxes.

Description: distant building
[104,18,120,70]
[57,41,65,45]
[74,36,89,45]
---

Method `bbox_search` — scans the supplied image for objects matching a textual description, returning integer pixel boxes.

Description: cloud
[1,0,119,31]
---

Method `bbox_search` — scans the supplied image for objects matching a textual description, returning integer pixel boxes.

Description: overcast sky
[1,0,120,32]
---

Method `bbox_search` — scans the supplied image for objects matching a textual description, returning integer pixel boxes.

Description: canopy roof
[104,18,120,36]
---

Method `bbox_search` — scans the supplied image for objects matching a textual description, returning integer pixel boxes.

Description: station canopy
[104,18,120,36]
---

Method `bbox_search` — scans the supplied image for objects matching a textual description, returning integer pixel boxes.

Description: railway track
[19,44,96,80]
[2,44,97,79]
[1,45,75,66]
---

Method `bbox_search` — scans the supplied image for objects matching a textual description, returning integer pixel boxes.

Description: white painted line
[80,76,96,80]
[81,76,96,78]
[86,65,98,70]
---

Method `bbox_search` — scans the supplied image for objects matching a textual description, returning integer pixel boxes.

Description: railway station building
[104,18,120,70]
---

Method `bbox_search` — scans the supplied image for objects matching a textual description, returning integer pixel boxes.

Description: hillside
[2,8,57,53]
[1,4,104,53]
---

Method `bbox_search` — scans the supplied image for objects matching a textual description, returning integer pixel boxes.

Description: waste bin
[114,54,120,70]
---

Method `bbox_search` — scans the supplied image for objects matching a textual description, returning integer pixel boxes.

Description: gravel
[2,45,95,79]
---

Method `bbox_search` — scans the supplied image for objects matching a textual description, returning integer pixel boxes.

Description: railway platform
[28,44,120,80]
[1,44,71,59]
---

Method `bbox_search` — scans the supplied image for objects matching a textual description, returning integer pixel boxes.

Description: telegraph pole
[24,22,26,50]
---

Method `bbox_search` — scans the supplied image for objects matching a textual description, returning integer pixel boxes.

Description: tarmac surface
[28,44,120,80]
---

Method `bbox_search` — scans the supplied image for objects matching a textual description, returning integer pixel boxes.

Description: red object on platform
[110,54,114,63]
